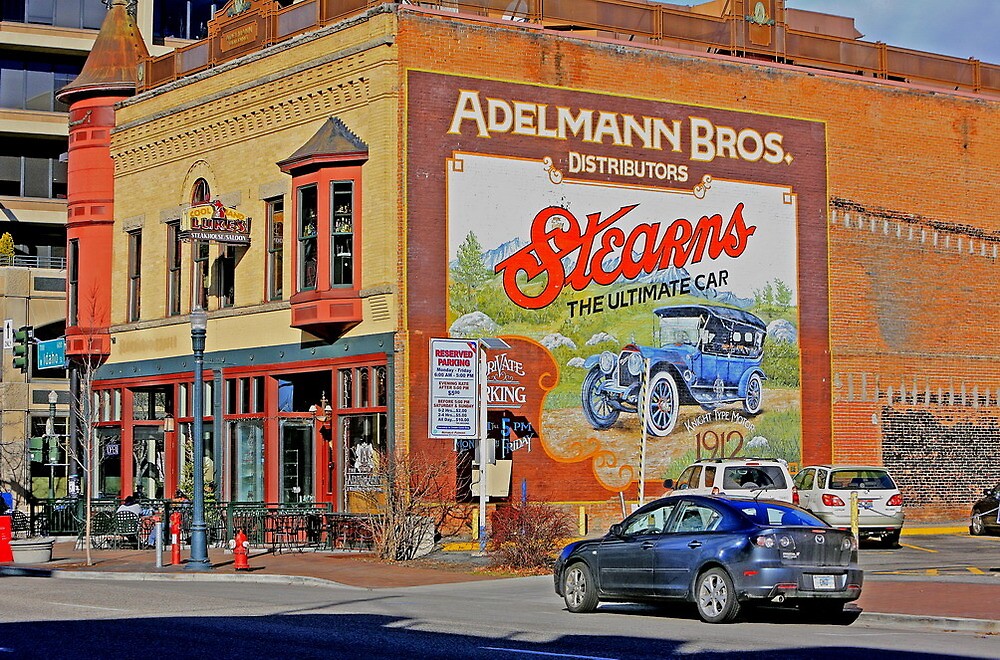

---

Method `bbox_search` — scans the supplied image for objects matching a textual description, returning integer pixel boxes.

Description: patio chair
[109,511,142,549]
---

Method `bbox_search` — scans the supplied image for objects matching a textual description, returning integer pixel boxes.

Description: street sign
[2,319,12,349]
[428,338,479,439]
[35,338,66,370]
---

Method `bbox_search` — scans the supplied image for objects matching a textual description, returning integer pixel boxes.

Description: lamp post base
[183,558,213,571]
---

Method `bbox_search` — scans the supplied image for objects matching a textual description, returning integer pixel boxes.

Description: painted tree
[773,278,793,310]
[449,231,492,315]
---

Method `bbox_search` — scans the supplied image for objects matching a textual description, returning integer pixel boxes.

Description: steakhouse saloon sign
[182,200,251,244]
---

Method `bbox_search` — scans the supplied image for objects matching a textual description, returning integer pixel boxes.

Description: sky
[783,0,1000,64]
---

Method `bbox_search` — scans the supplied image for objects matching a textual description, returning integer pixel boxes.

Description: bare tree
[358,447,468,561]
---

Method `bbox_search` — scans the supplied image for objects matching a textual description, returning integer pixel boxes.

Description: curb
[856,611,1000,635]
[900,526,968,536]
[45,568,364,590]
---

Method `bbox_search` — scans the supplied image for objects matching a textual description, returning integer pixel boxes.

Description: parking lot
[858,532,1000,579]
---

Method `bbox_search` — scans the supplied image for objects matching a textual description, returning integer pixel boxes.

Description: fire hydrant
[169,511,182,566]
[229,528,250,571]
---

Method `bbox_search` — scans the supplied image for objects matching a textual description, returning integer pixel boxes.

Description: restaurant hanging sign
[181,200,251,244]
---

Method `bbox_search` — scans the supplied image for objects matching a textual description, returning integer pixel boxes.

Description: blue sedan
[553,494,863,623]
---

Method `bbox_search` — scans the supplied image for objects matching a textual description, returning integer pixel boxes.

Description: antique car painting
[581,304,768,437]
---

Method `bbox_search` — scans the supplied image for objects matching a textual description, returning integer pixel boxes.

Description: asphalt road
[1,572,997,659]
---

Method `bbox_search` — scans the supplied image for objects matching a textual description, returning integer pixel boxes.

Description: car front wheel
[563,562,599,613]
[970,511,986,536]
[695,567,741,623]
[743,372,763,415]
[645,370,680,437]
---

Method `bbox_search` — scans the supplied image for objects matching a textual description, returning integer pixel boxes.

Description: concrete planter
[10,537,55,564]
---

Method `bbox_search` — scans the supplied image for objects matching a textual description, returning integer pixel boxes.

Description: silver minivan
[794,465,904,547]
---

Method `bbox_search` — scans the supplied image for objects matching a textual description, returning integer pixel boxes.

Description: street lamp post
[187,308,211,570]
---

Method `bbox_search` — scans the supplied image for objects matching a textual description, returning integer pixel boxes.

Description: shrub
[488,500,574,570]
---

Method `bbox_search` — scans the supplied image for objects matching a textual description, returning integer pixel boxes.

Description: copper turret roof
[56,0,149,103]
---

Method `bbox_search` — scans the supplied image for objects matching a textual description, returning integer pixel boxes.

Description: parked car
[970,482,1000,536]
[554,493,862,623]
[793,465,904,547]
[581,304,767,437]
[667,457,797,503]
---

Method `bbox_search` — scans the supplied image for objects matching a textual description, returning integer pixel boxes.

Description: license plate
[812,575,836,590]
[859,500,874,509]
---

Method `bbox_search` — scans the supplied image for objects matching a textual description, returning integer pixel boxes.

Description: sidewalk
[3,538,998,634]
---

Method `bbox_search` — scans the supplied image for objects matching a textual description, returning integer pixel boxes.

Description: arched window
[191,178,210,204]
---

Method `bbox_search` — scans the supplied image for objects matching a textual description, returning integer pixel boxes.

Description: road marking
[926,568,939,576]
[899,542,937,553]
[480,648,618,660]
[967,566,986,574]
[46,601,126,612]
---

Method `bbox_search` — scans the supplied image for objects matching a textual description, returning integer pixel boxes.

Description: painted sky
[784,0,1000,63]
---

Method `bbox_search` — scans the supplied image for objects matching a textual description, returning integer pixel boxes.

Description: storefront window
[97,428,121,498]
[232,420,264,502]
[342,412,387,512]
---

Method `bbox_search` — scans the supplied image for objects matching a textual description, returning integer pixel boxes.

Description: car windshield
[659,315,702,346]
[828,469,895,490]
[737,502,826,527]
[723,466,787,490]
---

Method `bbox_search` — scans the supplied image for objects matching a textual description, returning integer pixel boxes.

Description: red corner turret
[56,0,149,364]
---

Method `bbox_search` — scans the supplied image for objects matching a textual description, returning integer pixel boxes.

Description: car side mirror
[663,478,674,489]
[609,523,624,538]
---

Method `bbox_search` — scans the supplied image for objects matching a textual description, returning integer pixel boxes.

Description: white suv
[667,458,797,503]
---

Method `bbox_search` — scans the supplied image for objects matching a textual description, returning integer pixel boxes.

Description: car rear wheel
[742,372,763,415]
[581,366,620,430]
[645,370,679,437]
[563,563,599,613]
[695,567,741,623]
[970,511,986,536]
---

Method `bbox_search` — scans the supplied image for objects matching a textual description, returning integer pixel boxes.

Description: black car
[970,483,1000,535]
[554,494,862,623]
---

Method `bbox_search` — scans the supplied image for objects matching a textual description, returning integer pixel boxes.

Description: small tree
[773,278,793,311]
[359,448,467,561]
[488,499,575,570]
[0,231,14,257]
[449,231,493,315]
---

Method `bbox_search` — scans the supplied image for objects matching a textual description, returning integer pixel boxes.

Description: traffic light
[12,325,33,373]
[28,436,44,463]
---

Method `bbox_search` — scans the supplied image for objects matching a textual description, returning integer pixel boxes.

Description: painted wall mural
[408,70,830,494]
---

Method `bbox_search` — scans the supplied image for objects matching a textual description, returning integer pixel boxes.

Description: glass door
[280,420,313,503]
[133,426,165,499]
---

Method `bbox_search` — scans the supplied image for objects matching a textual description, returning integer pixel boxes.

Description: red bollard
[169,511,182,566]
[229,528,250,571]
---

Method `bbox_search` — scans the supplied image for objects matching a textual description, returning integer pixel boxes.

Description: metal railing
[137,0,998,97]
[0,254,67,270]
[29,498,376,552]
